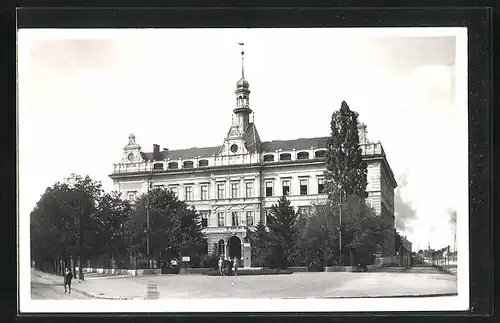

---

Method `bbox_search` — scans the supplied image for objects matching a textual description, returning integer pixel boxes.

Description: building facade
[109,53,397,263]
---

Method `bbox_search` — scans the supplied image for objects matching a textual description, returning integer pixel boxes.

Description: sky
[18,28,468,253]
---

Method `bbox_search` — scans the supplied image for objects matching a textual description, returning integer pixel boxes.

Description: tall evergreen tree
[324,101,368,204]
[247,221,271,267]
[267,195,300,269]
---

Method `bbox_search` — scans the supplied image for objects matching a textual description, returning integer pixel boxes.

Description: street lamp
[339,183,342,267]
[146,165,153,268]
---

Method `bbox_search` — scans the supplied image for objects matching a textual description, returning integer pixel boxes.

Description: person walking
[233,257,238,276]
[63,267,73,294]
[218,256,225,276]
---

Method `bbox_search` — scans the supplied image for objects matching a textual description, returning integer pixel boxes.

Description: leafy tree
[324,101,368,204]
[266,196,300,269]
[126,188,206,264]
[30,174,103,278]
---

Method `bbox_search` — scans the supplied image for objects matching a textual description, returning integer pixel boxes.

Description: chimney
[153,144,161,161]
[358,123,367,144]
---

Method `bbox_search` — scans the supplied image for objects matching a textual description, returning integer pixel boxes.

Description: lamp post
[339,184,342,267]
[146,165,153,268]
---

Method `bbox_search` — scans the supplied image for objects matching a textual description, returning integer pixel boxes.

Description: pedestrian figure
[64,267,73,294]
[218,256,225,276]
[227,257,233,276]
[233,257,238,276]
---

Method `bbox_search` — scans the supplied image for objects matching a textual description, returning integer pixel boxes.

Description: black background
[0,2,496,323]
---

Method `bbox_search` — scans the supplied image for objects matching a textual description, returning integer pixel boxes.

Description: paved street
[31,265,457,300]
[31,274,91,300]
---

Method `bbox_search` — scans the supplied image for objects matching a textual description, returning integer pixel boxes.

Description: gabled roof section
[141,145,221,161]
[242,122,261,153]
[260,136,330,153]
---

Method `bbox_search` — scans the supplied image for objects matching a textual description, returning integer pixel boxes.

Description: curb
[320,293,459,299]
[434,266,457,276]
[32,271,141,300]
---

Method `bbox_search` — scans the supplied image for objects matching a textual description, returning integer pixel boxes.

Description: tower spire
[239,42,245,78]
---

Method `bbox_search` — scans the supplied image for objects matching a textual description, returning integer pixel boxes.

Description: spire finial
[238,42,245,78]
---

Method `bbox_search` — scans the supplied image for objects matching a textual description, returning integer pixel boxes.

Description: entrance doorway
[228,236,242,259]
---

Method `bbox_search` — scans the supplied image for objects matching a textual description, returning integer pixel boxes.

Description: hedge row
[203,268,293,276]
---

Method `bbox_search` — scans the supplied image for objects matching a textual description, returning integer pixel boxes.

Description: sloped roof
[260,137,330,152]
[142,136,330,161]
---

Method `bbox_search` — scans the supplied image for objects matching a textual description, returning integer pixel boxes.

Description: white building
[109,52,397,262]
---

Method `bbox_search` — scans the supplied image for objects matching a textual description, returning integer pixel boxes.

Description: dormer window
[153,163,164,170]
[280,153,291,161]
[168,162,178,169]
[183,161,194,168]
[263,154,274,162]
[198,159,209,167]
[297,152,309,160]
[315,150,327,158]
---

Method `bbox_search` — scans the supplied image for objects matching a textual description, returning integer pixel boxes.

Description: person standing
[227,257,233,276]
[64,267,73,294]
[218,256,225,276]
[233,257,238,276]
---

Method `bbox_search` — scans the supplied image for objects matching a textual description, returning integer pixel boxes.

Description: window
[282,180,290,196]
[232,212,239,226]
[183,161,194,168]
[218,212,225,227]
[201,185,209,200]
[170,186,178,198]
[200,212,208,228]
[245,182,253,198]
[318,178,325,194]
[298,206,311,217]
[265,181,273,197]
[297,152,309,160]
[263,154,274,162]
[217,183,225,199]
[153,163,164,170]
[280,153,291,161]
[246,211,254,226]
[168,162,178,169]
[127,192,136,202]
[198,159,209,167]
[265,209,273,225]
[315,150,326,158]
[218,239,225,256]
[231,182,239,199]
[185,186,193,201]
[300,179,308,195]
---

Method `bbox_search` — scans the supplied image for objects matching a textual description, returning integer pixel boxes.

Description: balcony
[360,142,385,156]
[203,226,248,234]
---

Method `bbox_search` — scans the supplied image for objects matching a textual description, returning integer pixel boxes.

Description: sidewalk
[31,269,144,300]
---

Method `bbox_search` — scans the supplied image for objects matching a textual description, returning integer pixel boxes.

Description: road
[30,265,457,300]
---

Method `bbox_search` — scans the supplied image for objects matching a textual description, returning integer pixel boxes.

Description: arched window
[153,163,164,170]
[198,159,209,167]
[297,152,309,160]
[168,162,178,169]
[280,153,291,161]
[183,161,194,168]
[263,154,275,162]
[315,150,327,158]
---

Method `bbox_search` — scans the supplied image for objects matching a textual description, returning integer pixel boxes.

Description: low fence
[75,267,161,276]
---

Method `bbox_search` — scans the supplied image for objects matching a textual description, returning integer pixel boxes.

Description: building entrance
[228,236,242,259]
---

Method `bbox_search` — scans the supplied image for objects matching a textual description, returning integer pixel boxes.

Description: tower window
[297,152,309,160]
[280,153,291,161]
[168,162,178,169]
[263,154,275,162]
[282,180,290,196]
[183,161,194,168]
